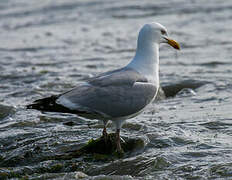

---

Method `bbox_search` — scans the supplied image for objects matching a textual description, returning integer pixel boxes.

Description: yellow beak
[167,39,180,50]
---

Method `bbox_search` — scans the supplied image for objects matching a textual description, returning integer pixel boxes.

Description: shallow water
[0,0,232,179]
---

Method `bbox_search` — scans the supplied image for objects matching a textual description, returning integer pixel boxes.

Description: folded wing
[27,67,158,119]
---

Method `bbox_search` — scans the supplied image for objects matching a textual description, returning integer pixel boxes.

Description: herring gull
[27,22,180,152]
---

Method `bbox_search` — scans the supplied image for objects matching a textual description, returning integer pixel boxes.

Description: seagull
[27,22,180,153]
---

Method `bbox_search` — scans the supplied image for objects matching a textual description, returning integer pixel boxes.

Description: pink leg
[102,126,108,142]
[116,129,122,152]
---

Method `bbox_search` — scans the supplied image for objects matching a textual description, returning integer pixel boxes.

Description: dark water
[1,0,232,179]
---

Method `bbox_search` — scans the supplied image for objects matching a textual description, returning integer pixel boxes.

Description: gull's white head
[138,22,180,50]
[128,22,180,83]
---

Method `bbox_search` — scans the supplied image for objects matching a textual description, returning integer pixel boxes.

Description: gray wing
[56,67,157,119]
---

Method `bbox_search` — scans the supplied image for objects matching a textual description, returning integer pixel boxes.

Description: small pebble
[75,171,88,179]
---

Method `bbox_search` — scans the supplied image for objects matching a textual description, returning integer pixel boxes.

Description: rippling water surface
[1,0,232,179]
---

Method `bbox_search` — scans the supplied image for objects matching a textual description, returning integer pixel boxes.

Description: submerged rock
[75,171,88,179]
[63,133,145,160]
[162,79,208,97]
[154,79,207,101]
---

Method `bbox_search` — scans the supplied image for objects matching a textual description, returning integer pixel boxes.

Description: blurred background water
[0,0,232,179]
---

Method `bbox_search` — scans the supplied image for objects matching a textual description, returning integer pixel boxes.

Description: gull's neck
[127,39,159,85]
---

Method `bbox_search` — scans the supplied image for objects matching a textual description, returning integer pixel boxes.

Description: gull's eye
[161,29,166,35]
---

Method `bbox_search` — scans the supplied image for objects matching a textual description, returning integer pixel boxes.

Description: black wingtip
[26,95,79,114]
[26,103,44,110]
[26,104,33,109]
[26,95,58,111]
